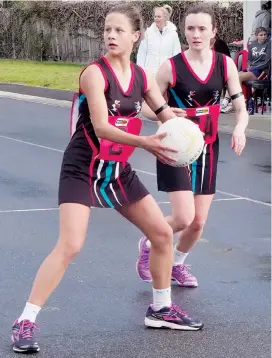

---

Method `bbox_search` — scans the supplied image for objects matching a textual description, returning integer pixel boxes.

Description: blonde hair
[154,4,173,21]
[163,4,173,19]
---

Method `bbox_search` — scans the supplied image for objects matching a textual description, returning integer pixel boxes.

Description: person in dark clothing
[221,27,270,112]
[243,27,271,79]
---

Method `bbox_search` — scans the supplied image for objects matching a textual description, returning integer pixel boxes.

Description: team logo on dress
[135,101,141,114]
[213,90,220,104]
[196,107,209,116]
[115,118,128,126]
[112,100,121,113]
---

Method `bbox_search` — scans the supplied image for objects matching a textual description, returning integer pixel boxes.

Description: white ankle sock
[152,287,171,311]
[18,302,41,323]
[146,239,151,248]
[173,246,188,265]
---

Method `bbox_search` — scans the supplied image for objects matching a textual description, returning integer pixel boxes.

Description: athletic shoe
[145,304,203,330]
[172,264,198,287]
[136,237,152,282]
[221,103,234,113]
[11,319,40,353]
[220,97,230,110]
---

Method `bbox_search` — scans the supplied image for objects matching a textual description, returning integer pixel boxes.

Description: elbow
[235,104,248,117]
[93,124,108,139]
[234,104,249,126]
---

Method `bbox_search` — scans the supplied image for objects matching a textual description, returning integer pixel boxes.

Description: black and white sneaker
[145,304,204,331]
[11,319,40,353]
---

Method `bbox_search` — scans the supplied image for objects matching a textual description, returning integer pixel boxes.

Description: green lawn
[0,60,85,90]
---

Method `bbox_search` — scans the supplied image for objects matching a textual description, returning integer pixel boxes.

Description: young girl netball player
[11,4,203,354]
[137,3,248,287]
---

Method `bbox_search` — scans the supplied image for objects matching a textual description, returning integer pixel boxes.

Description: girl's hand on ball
[171,107,187,117]
[231,125,246,156]
[141,133,178,164]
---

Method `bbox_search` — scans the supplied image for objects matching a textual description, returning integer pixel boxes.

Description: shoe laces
[182,264,192,275]
[171,304,188,317]
[175,264,191,277]
[141,240,150,263]
[142,248,149,261]
[19,320,39,339]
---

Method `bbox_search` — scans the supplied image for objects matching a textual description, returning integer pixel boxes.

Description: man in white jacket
[137,5,181,74]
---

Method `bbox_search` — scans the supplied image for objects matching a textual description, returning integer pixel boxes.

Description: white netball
[156,117,205,167]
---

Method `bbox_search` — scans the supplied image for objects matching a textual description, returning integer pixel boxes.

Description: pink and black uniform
[157,51,227,194]
[59,56,149,208]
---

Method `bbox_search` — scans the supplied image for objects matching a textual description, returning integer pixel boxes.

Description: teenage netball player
[11,4,203,354]
[137,3,248,287]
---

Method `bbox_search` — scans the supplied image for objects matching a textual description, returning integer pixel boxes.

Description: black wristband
[154,103,169,115]
[230,92,243,100]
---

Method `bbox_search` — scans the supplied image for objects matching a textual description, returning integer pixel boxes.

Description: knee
[172,212,194,232]
[150,224,173,252]
[190,216,207,232]
[55,237,84,262]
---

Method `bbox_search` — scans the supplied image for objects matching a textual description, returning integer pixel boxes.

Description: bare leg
[176,194,214,253]
[136,191,213,287]
[120,194,203,330]
[238,71,257,84]
[118,194,173,289]
[28,203,90,307]
[12,203,91,353]
[136,191,195,283]
[165,191,195,233]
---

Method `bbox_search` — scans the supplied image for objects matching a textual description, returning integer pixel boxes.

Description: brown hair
[183,3,216,29]
[107,4,144,49]
[255,27,267,36]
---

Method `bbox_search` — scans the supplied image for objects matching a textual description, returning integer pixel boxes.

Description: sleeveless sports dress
[58,56,149,208]
[157,51,228,195]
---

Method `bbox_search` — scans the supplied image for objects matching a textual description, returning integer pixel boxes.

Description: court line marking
[135,169,271,207]
[0,134,271,208]
[0,135,64,153]
[157,198,245,204]
[0,208,58,213]
[0,198,244,213]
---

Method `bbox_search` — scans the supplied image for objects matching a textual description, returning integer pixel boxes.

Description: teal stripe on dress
[100,161,115,208]
[79,94,86,107]
[191,160,197,193]
[169,88,186,108]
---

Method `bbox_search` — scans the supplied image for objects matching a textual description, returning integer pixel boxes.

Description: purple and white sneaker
[136,237,152,282]
[11,319,40,353]
[172,264,198,287]
[145,304,203,330]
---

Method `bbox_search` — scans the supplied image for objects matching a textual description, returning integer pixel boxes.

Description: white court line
[0,198,244,213]
[136,169,271,207]
[0,135,64,153]
[0,134,271,208]
[0,208,58,213]
[213,198,244,202]
[157,198,245,205]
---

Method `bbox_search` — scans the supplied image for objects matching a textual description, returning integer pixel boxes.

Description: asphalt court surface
[0,98,271,358]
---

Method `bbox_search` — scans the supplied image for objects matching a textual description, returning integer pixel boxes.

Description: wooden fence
[0,10,105,63]
[0,1,243,64]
